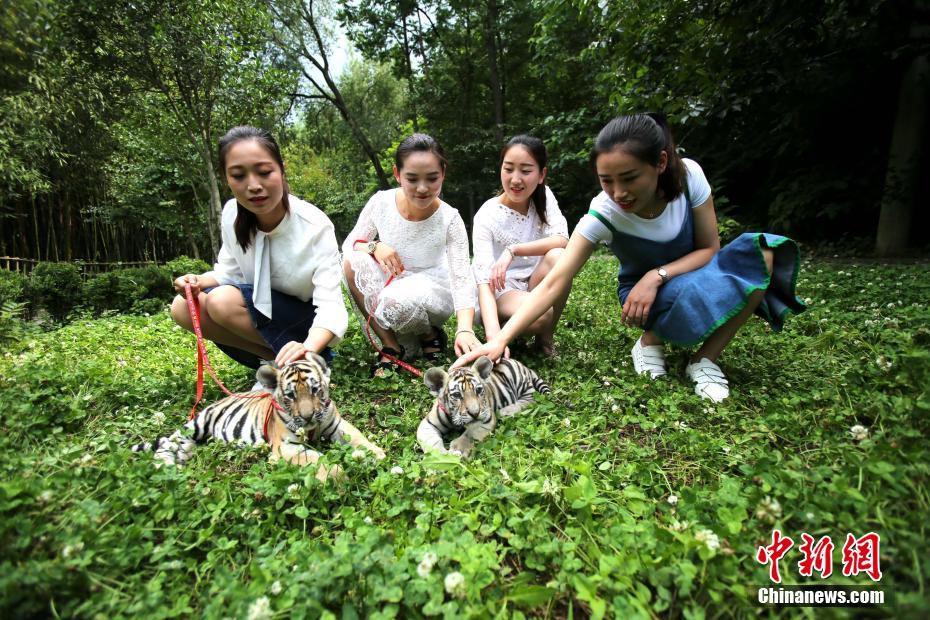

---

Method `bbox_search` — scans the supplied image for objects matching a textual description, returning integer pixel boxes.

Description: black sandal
[419,327,448,363]
[369,346,406,378]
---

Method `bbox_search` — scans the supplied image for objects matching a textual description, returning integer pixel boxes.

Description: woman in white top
[170,126,348,372]
[342,133,480,377]
[472,135,570,357]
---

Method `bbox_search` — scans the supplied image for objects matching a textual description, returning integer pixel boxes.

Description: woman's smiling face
[595,147,667,217]
[500,145,546,208]
[224,139,286,223]
[394,151,445,211]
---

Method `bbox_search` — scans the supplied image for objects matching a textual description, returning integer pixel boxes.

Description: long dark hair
[394,133,448,171]
[218,126,290,252]
[500,135,549,225]
[590,113,685,202]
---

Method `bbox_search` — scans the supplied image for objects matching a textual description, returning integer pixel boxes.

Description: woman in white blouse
[170,126,348,373]
[342,133,480,377]
[472,135,570,357]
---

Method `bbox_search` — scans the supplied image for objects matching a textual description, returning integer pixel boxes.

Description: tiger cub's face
[425,356,494,427]
[256,355,333,431]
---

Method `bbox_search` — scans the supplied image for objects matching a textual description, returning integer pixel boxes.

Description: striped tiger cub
[132,354,385,481]
[416,356,550,458]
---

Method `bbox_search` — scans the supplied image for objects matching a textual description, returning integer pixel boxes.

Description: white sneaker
[685,358,730,402]
[631,338,667,379]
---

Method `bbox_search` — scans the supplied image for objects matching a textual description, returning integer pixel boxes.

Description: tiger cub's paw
[153,433,195,468]
[448,436,473,459]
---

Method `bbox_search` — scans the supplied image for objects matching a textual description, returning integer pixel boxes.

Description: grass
[1,253,928,618]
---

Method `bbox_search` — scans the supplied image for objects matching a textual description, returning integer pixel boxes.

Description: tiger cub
[416,356,550,458]
[132,354,385,481]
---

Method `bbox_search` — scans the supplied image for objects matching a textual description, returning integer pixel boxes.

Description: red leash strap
[183,283,285,439]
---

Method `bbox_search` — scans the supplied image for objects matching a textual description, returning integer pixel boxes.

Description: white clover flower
[755,496,782,523]
[562,418,571,428]
[294,427,307,438]
[667,494,679,506]
[499,468,511,482]
[201,487,211,496]
[542,478,559,496]
[38,490,54,504]
[390,466,404,475]
[270,580,283,596]
[695,528,720,551]
[673,420,689,430]
[80,454,93,465]
[247,596,272,620]
[351,449,366,460]
[886,302,895,308]
[722,446,731,454]
[669,519,689,532]
[61,541,84,558]
[287,483,300,495]
[364,516,373,525]
[849,424,869,441]
[444,571,466,598]
[152,411,166,424]
[417,559,433,578]
[805,512,816,521]
[611,404,620,412]
[417,551,438,578]
[875,356,892,371]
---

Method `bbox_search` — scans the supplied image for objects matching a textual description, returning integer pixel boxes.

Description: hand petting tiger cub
[132,355,385,481]
[416,356,550,458]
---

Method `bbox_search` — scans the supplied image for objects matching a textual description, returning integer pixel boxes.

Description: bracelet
[504,245,517,259]
[455,328,475,335]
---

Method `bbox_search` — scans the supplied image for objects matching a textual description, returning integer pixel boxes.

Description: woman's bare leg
[526,247,569,353]
[170,286,273,358]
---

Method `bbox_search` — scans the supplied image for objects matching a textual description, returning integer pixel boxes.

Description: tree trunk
[876,24,929,256]
[483,0,504,144]
[201,144,223,258]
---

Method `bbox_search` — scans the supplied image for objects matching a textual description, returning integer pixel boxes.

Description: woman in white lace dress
[472,135,570,357]
[343,133,480,376]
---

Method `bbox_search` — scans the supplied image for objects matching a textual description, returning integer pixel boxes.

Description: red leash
[354,239,423,378]
[184,283,285,440]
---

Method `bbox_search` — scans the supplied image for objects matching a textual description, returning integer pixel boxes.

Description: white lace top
[471,186,569,284]
[341,189,476,311]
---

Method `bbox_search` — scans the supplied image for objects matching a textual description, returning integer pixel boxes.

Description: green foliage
[1,256,928,616]
[0,270,31,315]
[82,266,173,315]
[164,256,212,279]
[29,262,81,321]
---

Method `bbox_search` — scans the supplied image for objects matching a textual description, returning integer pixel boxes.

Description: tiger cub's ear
[306,352,331,379]
[424,367,448,396]
[255,363,279,389]
[472,356,493,379]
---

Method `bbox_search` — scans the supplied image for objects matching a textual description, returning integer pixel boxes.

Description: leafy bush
[164,255,211,279]
[0,270,32,317]
[29,262,82,321]
[82,266,173,315]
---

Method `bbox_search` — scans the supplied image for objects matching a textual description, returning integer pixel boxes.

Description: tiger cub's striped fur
[132,354,385,480]
[416,356,549,458]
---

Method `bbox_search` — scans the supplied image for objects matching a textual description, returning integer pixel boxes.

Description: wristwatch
[366,240,378,255]
[656,267,670,284]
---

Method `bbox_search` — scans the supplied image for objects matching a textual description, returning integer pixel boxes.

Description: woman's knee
[542,247,564,268]
[170,295,192,330]
[529,307,555,332]
[203,286,246,327]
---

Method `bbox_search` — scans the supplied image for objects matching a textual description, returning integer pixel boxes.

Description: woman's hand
[275,341,312,366]
[452,339,507,368]
[174,273,202,295]
[482,326,510,360]
[622,273,662,328]
[373,243,405,277]
[490,249,514,292]
[454,330,482,356]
